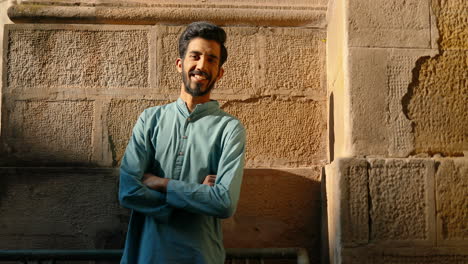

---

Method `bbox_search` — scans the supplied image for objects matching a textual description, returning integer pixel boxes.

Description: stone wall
[326,158,467,263]
[325,0,467,263]
[1,2,327,262]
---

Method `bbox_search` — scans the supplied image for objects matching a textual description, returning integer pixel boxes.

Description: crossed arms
[142,173,217,191]
[119,109,246,221]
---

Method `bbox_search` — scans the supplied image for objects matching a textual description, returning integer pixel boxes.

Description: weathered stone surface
[348,0,431,48]
[1,100,94,165]
[222,97,327,167]
[0,0,12,100]
[341,160,369,246]
[377,254,468,264]
[325,158,369,264]
[157,26,326,99]
[342,247,468,264]
[368,159,435,244]
[107,99,169,165]
[156,25,184,95]
[325,158,369,249]
[345,49,380,155]
[0,168,126,249]
[386,55,417,156]
[261,28,326,98]
[214,27,258,96]
[348,47,437,157]
[348,47,388,155]
[431,0,468,50]
[327,0,353,160]
[408,51,467,156]
[5,24,151,91]
[223,167,322,262]
[7,1,327,27]
[157,26,260,97]
[435,158,468,244]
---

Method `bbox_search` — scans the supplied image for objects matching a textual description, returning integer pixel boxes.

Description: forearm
[119,169,173,221]
[165,179,238,218]
[142,173,170,193]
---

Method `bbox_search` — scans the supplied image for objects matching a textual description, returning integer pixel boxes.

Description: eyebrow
[189,51,219,60]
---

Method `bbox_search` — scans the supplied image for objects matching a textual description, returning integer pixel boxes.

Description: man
[119,22,246,264]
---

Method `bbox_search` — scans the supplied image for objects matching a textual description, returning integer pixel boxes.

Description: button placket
[174,116,191,178]
[175,117,192,177]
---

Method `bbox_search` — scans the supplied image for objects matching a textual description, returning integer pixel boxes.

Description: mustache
[189,70,210,79]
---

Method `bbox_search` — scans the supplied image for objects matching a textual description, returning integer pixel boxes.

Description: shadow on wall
[0,168,322,262]
[223,168,322,262]
[0,168,127,251]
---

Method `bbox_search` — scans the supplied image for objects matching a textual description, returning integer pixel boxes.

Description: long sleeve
[166,125,246,219]
[119,110,173,222]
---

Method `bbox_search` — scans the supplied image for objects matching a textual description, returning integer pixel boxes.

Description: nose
[196,56,208,71]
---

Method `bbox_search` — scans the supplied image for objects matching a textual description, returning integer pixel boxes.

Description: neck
[180,85,211,112]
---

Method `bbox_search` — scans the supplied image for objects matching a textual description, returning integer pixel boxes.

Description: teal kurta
[119,98,246,264]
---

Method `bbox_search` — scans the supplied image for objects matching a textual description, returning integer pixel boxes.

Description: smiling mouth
[192,74,207,81]
[189,70,210,82]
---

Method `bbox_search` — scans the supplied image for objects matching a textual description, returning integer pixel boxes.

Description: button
[179,152,184,156]
[182,136,187,139]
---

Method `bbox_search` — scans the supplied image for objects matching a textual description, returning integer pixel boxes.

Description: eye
[189,54,199,60]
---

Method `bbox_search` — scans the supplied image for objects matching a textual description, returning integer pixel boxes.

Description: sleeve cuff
[166,179,188,208]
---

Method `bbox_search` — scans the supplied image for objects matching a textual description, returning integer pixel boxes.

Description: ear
[176,58,183,73]
[216,67,225,81]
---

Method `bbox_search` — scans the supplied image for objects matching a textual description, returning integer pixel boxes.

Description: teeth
[194,74,206,80]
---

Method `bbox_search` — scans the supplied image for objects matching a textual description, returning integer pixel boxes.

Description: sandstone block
[348,0,431,48]
[0,168,126,249]
[157,26,326,99]
[342,247,468,264]
[106,99,169,165]
[348,47,438,157]
[7,1,327,27]
[213,27,258,96]
[377,254,468,264]
[4,24,151,93]
[157,26,260,97]
[223,168,322,262]
[325,158,369,249]
[156,25,185,95]
[348,47,388,155]
[368,159,436,245]
[222,97,327,167]
[408,51,468,156]
[435,158,468,245]
[1,100,94,165]
[327,0,350,159]
[260,27,326,98]
[431,0,468,50]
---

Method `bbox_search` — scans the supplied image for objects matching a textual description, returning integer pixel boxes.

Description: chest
[150,115,226,180]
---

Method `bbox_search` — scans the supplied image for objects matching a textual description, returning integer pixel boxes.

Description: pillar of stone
[1,0,329,261]
[326,0,467,263]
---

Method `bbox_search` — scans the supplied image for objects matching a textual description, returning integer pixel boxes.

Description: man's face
[177,37,224,97]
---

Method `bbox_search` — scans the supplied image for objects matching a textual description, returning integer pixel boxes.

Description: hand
[142,173,169,192]
[202,175,217,187]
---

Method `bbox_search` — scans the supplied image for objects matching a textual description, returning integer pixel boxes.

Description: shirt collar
[176,97,220,120]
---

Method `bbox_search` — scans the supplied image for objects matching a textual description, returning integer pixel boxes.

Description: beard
[182,68,217,97]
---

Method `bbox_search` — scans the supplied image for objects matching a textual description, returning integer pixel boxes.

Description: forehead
[186,37,221,57]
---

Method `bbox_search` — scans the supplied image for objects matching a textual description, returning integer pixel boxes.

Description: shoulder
[139,101,178,121]
[216,108,245,132]
[214,109,246,143]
